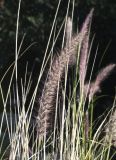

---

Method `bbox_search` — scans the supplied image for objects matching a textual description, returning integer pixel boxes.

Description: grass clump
[0,0,116,160]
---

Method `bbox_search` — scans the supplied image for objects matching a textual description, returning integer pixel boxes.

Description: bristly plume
[89,64,116,102]
[94,64,116,87]
[83,63,116,141]
[67,8,94,66]
[79,8,93,88]
[35,9,94,138]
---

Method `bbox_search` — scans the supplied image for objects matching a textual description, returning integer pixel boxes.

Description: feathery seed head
[35,9,94,139]
[79,8,94,86]
[87,64,116,102]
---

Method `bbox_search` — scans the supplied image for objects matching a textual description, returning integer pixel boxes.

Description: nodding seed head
[83,64,116,103]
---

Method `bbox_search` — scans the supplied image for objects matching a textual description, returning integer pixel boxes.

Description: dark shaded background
[0,0,116,99]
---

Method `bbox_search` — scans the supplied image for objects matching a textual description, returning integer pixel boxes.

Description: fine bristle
[35,9,94,138]
[95,64,116,87]
[79,9,93,87]
[89,64,116,101]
